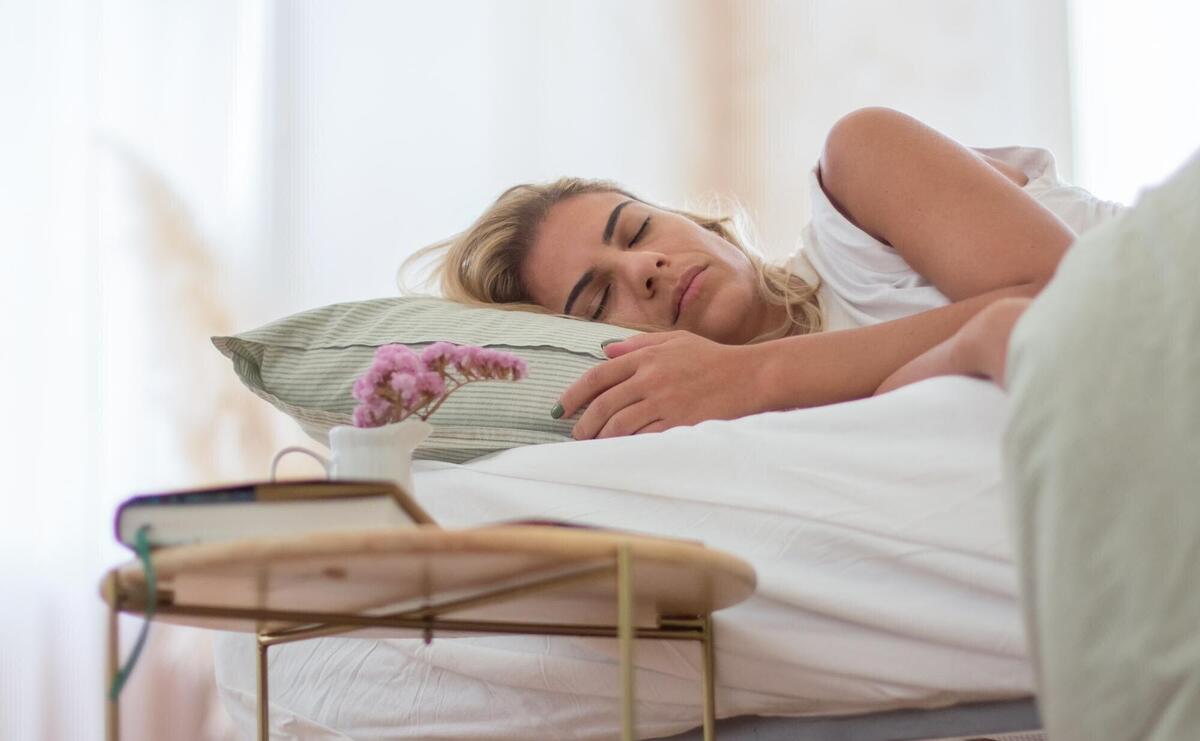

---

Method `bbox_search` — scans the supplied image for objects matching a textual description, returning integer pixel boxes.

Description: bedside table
[101,525,757,741]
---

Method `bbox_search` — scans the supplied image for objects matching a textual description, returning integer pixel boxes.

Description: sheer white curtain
[1068,0,1200,204]
[1,1,110,737]
[1,1,272,739]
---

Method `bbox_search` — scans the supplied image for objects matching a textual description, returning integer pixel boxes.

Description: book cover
[114,479,437,549]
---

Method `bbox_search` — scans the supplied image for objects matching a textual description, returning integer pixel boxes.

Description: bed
[214,375,1043,740]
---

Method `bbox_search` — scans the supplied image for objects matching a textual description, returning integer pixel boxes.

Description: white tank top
[788,145,1126,332]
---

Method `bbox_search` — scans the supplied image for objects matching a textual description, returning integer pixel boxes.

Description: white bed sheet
[215,376,1034,740]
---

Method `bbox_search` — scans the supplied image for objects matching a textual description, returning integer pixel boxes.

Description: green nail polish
[600,338,621,348]
[550,402,564,419]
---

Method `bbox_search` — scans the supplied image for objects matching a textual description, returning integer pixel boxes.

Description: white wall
[267,0,714,310]
[267,0,1074,312]
[1068,0,1200,204]
[707,0,1074,258]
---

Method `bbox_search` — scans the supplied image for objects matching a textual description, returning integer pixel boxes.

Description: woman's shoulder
[803,139,1062,254]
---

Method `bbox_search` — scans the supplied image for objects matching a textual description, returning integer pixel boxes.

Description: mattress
[214,376,1036,740]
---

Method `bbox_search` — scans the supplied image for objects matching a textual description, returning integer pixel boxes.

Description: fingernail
[550,402,564,419]
[600,338,622,348]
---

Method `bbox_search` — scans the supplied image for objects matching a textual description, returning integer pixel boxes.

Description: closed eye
[591,285,611,321]
[628,216,651,247]
[592,216,649,320]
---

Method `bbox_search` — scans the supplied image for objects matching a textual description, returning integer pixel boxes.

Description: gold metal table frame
[102,529,754,741]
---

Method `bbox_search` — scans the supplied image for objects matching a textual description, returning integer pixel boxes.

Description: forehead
[521,191,635,303]
[538,191,632,249]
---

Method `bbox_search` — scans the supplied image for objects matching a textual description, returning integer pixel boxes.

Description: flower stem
[419,377,469,420]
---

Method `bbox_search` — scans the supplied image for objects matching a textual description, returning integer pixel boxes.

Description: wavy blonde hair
[397,178,823,342]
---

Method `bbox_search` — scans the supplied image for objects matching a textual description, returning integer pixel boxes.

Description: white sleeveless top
[788,145,1127,332]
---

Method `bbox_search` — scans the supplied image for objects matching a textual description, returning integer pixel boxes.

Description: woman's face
[520,192,774,344]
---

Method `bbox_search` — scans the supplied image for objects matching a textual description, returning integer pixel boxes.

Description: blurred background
[2,0,1197,738]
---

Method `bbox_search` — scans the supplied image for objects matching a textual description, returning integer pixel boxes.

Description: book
[114,479,437,550]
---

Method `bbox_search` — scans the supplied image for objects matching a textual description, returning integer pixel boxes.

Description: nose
[620,253,667,296]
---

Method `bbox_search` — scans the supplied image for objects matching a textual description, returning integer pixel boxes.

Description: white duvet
[215,376,1033,740]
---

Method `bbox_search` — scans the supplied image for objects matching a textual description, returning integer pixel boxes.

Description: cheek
[717,263,757,303]
[700,271,753,323]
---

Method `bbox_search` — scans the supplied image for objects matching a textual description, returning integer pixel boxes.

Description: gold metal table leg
[256,633,270,740]
[106,571,120,741]
[701,614,715,741]
[110,553,723,740]
[617,543,635,741]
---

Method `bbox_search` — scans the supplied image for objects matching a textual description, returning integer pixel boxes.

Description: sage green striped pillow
[212,297,641,463]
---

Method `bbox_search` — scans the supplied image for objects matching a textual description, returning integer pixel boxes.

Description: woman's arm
[873,297,1034,394]
[749,285,1038,410]
[562,287,1035,439]
[819,107,1076,300]
[743,108,1074,407]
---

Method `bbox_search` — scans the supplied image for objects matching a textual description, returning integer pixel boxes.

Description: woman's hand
[874,296,1033,395]
[555,331,770,439]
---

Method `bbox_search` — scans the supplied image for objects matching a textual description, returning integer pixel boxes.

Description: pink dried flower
[415,370,446,398]
[352,395,392,427]
[351,342,527,427]
[352,405,373,428]
[374,344,424,375]
[421,342,458,373]
[452,346,483,373]
[388,373,419,405]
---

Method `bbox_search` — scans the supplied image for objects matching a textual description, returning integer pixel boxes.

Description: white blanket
[215,377,1033,740]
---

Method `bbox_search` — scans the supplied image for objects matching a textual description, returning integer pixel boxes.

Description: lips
[672,265,705,325]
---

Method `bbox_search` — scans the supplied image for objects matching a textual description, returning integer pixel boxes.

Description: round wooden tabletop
[102,525,757,633]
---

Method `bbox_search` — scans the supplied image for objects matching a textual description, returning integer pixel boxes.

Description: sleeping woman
[402,106,1124,439]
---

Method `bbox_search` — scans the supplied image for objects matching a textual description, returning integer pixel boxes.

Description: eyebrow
[563,269,595,316]
[563,199,633,315]
[602,199,633,244]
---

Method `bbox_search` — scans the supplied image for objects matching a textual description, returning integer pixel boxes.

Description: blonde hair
[398,177,823,342]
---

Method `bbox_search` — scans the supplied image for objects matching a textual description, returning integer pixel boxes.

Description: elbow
[1016,281,1045,298]
[1008,279,1050,301]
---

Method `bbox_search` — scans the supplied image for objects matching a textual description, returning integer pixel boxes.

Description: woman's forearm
[750,283,1040,410]
[873,295,1037,395]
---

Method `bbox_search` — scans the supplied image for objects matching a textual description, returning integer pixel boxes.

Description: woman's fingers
[556,354,637,419]
[555,329,728,438]
[632,419,670,436]
[601,331,676,359]
[572,382,646,439]
[592,401,661,440]
[558,331,688,418]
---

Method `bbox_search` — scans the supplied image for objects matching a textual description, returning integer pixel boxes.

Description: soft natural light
[1068,0,1200,204]
[5,2,1199,739]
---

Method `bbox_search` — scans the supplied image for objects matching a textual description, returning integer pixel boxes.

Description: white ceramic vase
[327,419,433,497]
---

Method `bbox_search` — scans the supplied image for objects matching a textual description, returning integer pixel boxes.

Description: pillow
[213,297,641,463]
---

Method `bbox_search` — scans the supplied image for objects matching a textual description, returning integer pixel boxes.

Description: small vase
[327,419,433,497]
